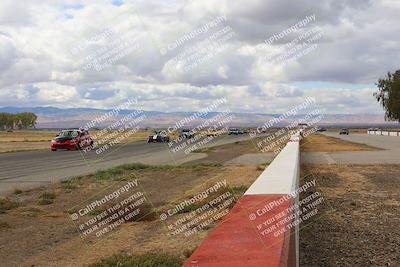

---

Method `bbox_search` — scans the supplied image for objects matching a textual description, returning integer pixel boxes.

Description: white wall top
[245,141,300,195]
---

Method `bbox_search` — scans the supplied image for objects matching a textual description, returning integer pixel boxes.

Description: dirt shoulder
[192,136,279,165]
[193,139,258,164]
[301,133,381,152]
[300,164,400,266]
[0,163,262,267]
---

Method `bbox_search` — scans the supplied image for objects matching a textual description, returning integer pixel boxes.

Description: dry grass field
[0,130,58,142]
[0,163,262,266]
[0,130,57,153]
[300,132,399,266]
[301,133,381,152]
[300,164,400,266]
[0,130,265,266]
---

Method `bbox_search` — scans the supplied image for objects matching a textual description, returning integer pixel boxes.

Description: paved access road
[302,132,400,165]
[0,134,262,195]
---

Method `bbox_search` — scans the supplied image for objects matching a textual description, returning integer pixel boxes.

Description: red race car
[51,129,93,151]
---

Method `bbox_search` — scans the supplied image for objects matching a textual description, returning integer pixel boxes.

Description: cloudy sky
[0,0,399,114]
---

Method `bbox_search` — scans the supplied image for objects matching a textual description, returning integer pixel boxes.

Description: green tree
[374,70,400,122]
[5,114,15,130]
[0,112,37,130]
[0,113,7,130]
[15,112,37,129]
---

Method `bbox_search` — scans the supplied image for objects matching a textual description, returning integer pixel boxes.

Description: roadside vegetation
[13,188,23,194]
[90,253,183,267]
[0,160,262,266]
[230,185,249,195]
[72,162,222,182]
[0,198,18,213]
[38,192,56,205]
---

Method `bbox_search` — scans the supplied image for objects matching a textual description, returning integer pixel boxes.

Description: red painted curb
[184,195,296,267]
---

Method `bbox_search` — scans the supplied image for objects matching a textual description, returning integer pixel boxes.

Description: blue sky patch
[63,3,84,10]
[111,0,124,6]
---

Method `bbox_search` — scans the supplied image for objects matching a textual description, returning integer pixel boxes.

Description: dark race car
[51,129,93,151]
[229,128,240,135]
[179,129,195,139]
[339,128,349,135]
[147,131,170,143]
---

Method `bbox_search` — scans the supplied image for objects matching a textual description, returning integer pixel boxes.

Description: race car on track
[206,130,219,137]
[51,129,93,151]
[229,128,240,135]
[339,128,349,135]
[147,131,170,143]
[179,129,195,139]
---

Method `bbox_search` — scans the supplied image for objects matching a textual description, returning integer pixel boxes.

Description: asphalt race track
[0,134,261,195]
[3,132,399,195]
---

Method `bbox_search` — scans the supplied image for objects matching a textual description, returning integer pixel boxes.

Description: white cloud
[0,0,397,115]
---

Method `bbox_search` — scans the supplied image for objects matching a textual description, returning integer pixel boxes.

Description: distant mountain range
[0,106,398,129]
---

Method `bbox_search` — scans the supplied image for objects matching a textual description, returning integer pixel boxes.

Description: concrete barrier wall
[368,130,400,136]
[184,133,301,267]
